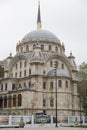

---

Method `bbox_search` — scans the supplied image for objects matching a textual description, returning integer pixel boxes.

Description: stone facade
[0,1,80,121]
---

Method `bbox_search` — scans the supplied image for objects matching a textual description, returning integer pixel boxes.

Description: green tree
[0,66,4,78]
[78,62,87,115]
[79,62,87,80]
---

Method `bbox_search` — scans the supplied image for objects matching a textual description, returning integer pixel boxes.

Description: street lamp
[54,61,58,127]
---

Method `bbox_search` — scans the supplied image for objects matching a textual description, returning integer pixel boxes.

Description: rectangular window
[4,96,7,108]
[29,69,31,75]
[13,95,16,107]
[66,80,68,88]
[43,99,46,107]
[86,89,87,96]
[5,84,7,91]
[19,71,22,78]
[41,45,44,50]
[21,47,23,52]
[50,61,53,67]
[12,84,15,90]
[24,83,26,87]
[1,84,3,91]
[24,70,26,77]
[29,82,31,88]
[50,82,53,89]
[20,61,22,68]
[43,82,46,89]
[59,80,62,87]
[43,71,46,74]
[50,99,54,107]
[15,72,17,78]
[19,84,22,88]
[61,63,64,69]
[49,45,51,51]
[26,45,29,52]
[15,63,18,70]
[24,61,27,67]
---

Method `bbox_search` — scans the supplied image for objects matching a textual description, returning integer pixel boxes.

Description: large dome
[22,30,60,44]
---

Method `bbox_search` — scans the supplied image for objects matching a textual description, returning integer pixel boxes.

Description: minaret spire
[37,0,42,30]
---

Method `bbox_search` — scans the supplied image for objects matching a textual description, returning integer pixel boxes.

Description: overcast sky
[0,0,87,66]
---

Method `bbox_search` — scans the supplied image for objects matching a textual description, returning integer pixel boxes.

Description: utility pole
[54,61,58,127]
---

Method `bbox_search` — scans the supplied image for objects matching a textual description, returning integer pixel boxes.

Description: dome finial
[70,50,72,56]
[10,51,12,57]
[37,0,42,30]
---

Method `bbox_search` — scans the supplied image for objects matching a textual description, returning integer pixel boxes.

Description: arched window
[29,82,31,88]
[21,47,23,52]
[8,95,12,107]
[24,61,27,67]
[86,89,87,96]
[1,85,3,92]
[0,96,3,108]
[59,80,62,87]
[12,84,15,90]
[61,63,64,69]
[13,95,16,107]
[49,45,51,51]
[17,46,19,52]
[26,45,29,52]
[4,96,7,108]
[11,73,13,78]
[5,84,7,91]
[66,81,68,88]
[33,44,35,49]
[19,71,22,78]
[43,71,46,74]
[24,83,26,87]
[55,46,58,51]
[13,113,16,115]
[15,63,18,70]
[43,99,46,107]
[54,61,58,69]
[3,113,6,115]
[43,82,46,89]
[60,48,62,54]
[19,84,22,88]
[50,61,53,67]
[20,61,22,68]
[29,69,31,75]
[18,94,22,107]
[50,82,53,89]
[50,98,54,107]
[24,70,26,77]
[41,45,44,50]
[15,72,17,78]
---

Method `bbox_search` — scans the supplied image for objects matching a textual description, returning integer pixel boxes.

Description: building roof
[21,1,60,45]
[22,29,60,44]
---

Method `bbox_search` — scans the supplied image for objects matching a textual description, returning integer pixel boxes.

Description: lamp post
[54,61,58,127]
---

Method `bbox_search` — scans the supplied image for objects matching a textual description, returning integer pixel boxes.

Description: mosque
[0,1,80,121]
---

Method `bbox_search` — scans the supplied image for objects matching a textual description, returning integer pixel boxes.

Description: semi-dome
[47,69,70,77]
[22,30,60,44]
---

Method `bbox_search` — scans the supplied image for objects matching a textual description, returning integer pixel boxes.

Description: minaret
[37,0,42,30]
